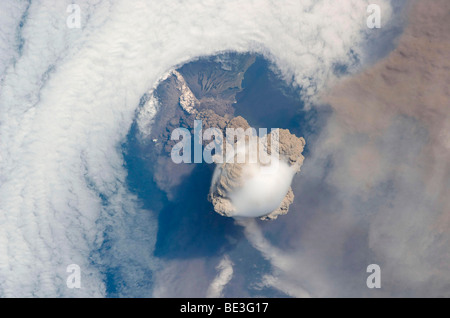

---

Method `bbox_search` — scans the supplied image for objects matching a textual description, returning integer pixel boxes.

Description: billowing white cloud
[136,90,161,139]
[229,160,295,218]
[0,0,393,297]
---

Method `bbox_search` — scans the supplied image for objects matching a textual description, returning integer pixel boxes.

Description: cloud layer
[244,0,450,297]
[0,0,394,297]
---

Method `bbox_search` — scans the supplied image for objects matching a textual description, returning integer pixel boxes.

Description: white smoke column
[0,0,393,296]
[206,255,234,298]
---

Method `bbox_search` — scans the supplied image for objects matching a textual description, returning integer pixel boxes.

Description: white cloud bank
[0,0,392,297]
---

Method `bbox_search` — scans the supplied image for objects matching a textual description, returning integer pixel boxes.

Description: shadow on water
[123,123,242,260]
[123,124,167,213]
[154,163,242,259]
